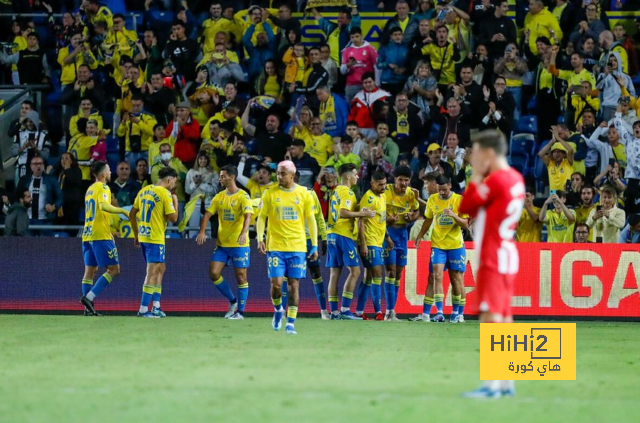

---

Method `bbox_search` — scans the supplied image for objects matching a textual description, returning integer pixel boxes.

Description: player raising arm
[196,165,253,319]
[257,161,318,334]
[458,130,525,399]
[80,161,131,316]
[130,167,179,318]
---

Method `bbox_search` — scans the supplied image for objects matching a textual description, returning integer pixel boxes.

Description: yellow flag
[178,194,204,232]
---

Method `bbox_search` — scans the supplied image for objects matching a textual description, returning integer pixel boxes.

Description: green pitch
[0,316,636,423]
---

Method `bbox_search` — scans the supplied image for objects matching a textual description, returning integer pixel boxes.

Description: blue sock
[281,278,288,309]
[452,294,461,315]
[384,281,395,310]
[356,281,371,313]
[90,273,113,298]
[312,277,326,310]
[152,290,161,305]
[213,276,236,302]
[371,278,383,313]
[329,296,339,313]
[459,298,466,315]
[140,284,154,311]
[341,291,354,311]
[238,283,249,313]
[434,294,444,314]
[394,281,400,299]
[423,297,434,315]
[82,278,93,296]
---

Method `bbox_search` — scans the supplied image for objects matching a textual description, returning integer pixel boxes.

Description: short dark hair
[555,190,567,199]
[372,171,387,181]
[423,171,440,182]
[172,20,186,29]
[131,94,144,103]
[436,174,451,185]
[220,164,238,178]
[153,123,165,131]
[393,165,412,179]
[158,167,177,180]
[291,138,306,148]
[575,223,590,232]
[362,72,375,82]
[338,163,357,176]
[581,185,596,196]
[350,26,362,36]
[27,32,39,40]
[390,27,403,36]
[91,161,108,177]
[628,213,640,227]
[341,135,353,144]
[471,129,508,156]
[76,117,88,134]
[22,100,34,108]
[113,13,125,21]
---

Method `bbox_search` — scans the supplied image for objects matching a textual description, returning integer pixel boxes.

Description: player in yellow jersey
[326,163,375,320]
[355,171,393,321]
[257,161,318,334]
[383,166,420,321]
[130,167,178,318]
[80,162,131,316]
[196,165,253,319]
[414,174,469,323]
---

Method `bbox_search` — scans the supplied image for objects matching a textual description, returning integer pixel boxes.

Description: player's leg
[267,251,286,330]
[208,248,238,318]
[384,263,396,319]
[448,247,467,323]
[139,262,163,317]
[339,236,362,319]
[326,234,343,319]
[284,256,303,334]
[370,263,384,320]
[81,260,97,316]
[355,266,372,319]
[228,267,249,319]
[81,241,120,315]
[430,261,446,322]
[309,264,328,319]
[151,260,167,317]
[411,272,434,322]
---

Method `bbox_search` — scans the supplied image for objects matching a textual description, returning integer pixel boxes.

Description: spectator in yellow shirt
[538,135,574,191]
[516,189,543,242]
[539,190,576,243]
[200,1,233,54]
[57,33,98,87]
[524,0,562,56]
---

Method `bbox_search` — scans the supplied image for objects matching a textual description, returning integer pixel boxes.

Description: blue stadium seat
[509,154,528,176]
[167,232,182,239]
[516,115,538,135]
[106,152,120,172]
[106,136,119,153]
[510,133,535,157]
[534,139,550,193]
[106,0,127,15]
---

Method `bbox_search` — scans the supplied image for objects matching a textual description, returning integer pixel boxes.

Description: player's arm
[101,201,129,215]
[196,211,213,245]
[239,198,253,245]
[357,210,368,256]
[256,195,268,254]
[166,194,179,223]
[306,207,318,260]
[449,211,469,229]
[414,217,433,249]
[458,182,488,216]
[537,138,553,166]
[128,206,140,246]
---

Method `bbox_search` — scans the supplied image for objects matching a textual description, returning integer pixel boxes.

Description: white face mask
[161,152,172,161]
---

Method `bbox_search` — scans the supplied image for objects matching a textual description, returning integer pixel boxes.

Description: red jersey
[459,167,525,275]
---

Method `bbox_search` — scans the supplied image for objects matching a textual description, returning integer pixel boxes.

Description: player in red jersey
[458,130,525,399]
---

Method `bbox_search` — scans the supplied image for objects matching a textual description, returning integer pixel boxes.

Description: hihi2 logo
[480,323,576,380]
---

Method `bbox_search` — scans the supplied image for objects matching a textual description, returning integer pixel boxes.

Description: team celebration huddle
[77,129,525,339]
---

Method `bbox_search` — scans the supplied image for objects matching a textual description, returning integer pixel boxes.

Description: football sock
[329,296,339,314]
[434,293,444,314]
[384,280,395,311]
[341,291,353,312]
[287,306,298,324]
[371,277,383,313]
[452,294,461,315]
[152,286,162,309]
[86,272,113,301]
[213,276,236,302]
[312,277,326,311]
[501,380,515,391]
[458,297,466,315]
[238,283,249,314]
[281,278,288,309]
[356,280,371,314]
[139,284,154,313]
[394,278,400,300]
[423,296,434,315]
[272,296,283,312]
[81,278,93,296]
[485,380,501,391]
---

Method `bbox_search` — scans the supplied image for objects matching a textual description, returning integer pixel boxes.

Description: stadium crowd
[1,0,640,244]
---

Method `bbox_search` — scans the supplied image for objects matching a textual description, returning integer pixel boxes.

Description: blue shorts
[430,247,466,272]
[306,238,319,268]
[361,246,384,268]
[384,226,408,267]
[141,242,165,264]
[211,246,250,268]
[326,233,360,268]
[268,251,307,279]
[82,240,119,268]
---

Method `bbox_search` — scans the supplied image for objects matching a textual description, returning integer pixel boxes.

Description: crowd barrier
[0,239,638,318]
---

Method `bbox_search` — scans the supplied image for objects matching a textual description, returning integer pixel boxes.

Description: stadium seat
[533,139,550,193]
[53,232,70,238]
[516,115,538,135]
[508,154,528,175]
[510,133,535,157]
[106,152,120,172]
[106,136,119,153]
[106,0,127,15]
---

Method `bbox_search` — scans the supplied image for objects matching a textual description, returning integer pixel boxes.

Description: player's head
[371,171,387,195]
[338,163,358,187]
[220,164,239,188]
[277,160,297,187]
[574,223,590,243]
[393,165,412,190]
[157,167,178,191]
[423,171,440,196]
[91,161,111,182]
[435,174,452,199]
[470,130,508,179]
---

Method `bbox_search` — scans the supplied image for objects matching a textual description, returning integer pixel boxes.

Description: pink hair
[278,160,297,174]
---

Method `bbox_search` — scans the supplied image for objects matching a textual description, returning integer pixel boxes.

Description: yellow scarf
[320,95,337,133]
[395,112,409,137]
[178,194,205,232]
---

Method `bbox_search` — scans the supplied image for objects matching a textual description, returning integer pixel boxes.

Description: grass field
[0,316,637,423]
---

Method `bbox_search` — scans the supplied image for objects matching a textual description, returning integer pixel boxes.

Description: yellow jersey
[575,204,595,242]
[207,189,253,248]
[516,206,542,242]
[306,188,328,241]
[132,184,175,245]
[327,185,358,240]
[298,127,334,167]
[68,134,98,180]
[83,182,113,242]
[247,179,274,225]
[425,193,467,250]
[545,209,576,243]
[111,208,134,239]
[359,190,387,248]
[547,159,573,191]
[384,184,419,226]
[259,184,314,252]
[201,113,243,139]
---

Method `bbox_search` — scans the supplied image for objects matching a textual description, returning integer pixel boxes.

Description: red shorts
[470,267,515,319]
